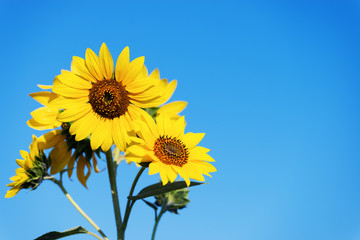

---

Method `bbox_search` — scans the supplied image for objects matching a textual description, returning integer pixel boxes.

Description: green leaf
[129,181,204,201]
[34,226,88,240]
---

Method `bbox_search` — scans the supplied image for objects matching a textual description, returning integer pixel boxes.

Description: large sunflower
[52,43,176,152]
[125,114,216,186]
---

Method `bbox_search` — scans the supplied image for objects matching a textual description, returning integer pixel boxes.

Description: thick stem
[120,167,146,236]
[46,177,109,240]
[105,149,123,240]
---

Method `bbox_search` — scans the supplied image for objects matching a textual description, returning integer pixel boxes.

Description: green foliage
[129,181,203,201]
[34,226,88,240]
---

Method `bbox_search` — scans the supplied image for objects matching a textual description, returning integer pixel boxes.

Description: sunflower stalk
[45,176,109,240]
[105,149,123,240]
[120,166,146,238]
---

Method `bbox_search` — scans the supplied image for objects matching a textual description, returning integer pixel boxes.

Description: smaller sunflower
[125,114,216,186]
[5,135,49,198]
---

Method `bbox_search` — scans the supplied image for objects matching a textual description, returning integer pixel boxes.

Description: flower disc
[89,79,129,119]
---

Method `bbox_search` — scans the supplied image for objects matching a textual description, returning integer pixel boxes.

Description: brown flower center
[153,136,188,167]
[88,79,129,119]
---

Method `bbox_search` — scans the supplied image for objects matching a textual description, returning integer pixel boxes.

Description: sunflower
[5,135,49,198]
[125,114,216,186]
[52,43,176,152]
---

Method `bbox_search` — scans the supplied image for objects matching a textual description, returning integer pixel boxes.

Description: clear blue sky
[1,0,360,239]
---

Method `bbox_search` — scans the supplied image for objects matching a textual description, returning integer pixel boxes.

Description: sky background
[0,0,360,239]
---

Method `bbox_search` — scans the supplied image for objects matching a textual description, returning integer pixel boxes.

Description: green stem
[151,206,166,240]
[120,167,146,238]
[87,231,104,240]
[105,149,123,240]
[46,177,109,240]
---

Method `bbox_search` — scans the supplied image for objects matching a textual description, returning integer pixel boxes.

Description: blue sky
[1,0,360,239]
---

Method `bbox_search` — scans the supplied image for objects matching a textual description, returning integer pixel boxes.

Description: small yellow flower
[52,43,177,152]
[6,135,48,198]
[125,114,216,186]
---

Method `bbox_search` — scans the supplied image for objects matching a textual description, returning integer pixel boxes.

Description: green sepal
[34,226,88,240]
[129,181,203,201]
[144,107,159,120]
[142,199,158,211]
[139,162,150,168]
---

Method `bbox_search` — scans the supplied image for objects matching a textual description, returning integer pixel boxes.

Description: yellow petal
[99,43,114,79]
[53,78,89,98]
[50,141,72,174]
[85,48,102,80]
[71,56,97,83]
[70,111,99,141]
[155,113,173,136]
[29,91,58,106]
[37,84,53,90]
[126,144,150,157]
[149,68,160,79]
[171,116,186,139]
[149,161,162,175]
[67,154,76,178]
[37,130,64,150]
[157,101,187,116]
[112,117,127,152]
[5,187,21,198]
[58,103,91,123]
[19,150,30,163]
[181,132,205,150]
[27,118,61,131]
[57,71,92,89]
[172,166,190,186]
[182,164,205,182]
[188,146,213,162]
[30,107,59,124]
[157,79,177,104]
[49,95,88,109]
[165,165,178,183]
[16,159,25,168]
[122,56,145,86]
[90,119,108,150]
[190,160,217,174]
[125,77,154,94]
[92,154,101,173]
[76,155,87,188]
[101,121,113,152]
[29,135,39,161]
[115,46,130,82]
[159,166,169,185]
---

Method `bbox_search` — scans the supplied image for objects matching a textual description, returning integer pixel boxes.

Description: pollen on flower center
[89,79,130,119]
[154,136,188,167]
